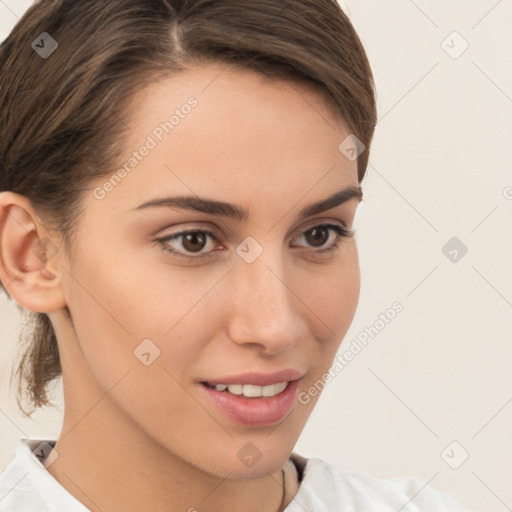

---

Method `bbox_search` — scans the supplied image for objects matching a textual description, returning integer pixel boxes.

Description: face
[56,62,361,478]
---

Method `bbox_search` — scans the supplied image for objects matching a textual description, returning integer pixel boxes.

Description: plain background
[0,1,511,511]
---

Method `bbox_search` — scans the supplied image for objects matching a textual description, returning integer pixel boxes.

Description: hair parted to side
[0,0,377,417]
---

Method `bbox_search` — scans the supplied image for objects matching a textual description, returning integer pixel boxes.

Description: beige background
[1,1,511,511]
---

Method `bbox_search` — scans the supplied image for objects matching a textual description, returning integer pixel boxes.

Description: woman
[0,1,469,510]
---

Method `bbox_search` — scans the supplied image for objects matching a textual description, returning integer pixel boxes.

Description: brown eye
[304,226,330,247]
[182,232,208,253]
[291,223,353,255]
[158,229,219,260]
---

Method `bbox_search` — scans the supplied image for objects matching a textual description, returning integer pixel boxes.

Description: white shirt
[0,437,470,511]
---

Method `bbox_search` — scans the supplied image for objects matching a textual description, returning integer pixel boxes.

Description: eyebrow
[134,185,362,222]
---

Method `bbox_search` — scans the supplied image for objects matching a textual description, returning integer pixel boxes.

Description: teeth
[211,381,288,397]
[260,381,288,397]
[227,384,243,395]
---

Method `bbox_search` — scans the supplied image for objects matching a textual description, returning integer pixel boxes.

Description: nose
[226,247,304,355]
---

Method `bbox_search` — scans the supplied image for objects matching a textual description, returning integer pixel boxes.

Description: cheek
[298,247,360,378]
[62,253,212,435]
[63,244,228,379]
[303,246,360,337]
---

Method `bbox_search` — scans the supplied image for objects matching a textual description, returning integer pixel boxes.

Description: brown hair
[0,0,377,417]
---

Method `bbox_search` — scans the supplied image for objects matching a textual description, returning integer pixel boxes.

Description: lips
[198,369,304,427]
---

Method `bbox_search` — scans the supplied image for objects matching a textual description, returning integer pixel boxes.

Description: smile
[203,381,289,398]
[200,378,301,427]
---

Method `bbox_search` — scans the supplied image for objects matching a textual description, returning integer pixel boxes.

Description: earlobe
[0,191,67,313]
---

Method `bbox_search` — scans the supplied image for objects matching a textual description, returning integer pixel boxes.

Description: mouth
[199,375,302,427]
[201,381,289,398]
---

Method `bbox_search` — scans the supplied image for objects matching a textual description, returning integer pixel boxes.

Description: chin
[189,437,296,480]
[218,454,288,480]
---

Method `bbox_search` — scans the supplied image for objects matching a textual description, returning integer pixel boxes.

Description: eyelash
[155,223,354,261]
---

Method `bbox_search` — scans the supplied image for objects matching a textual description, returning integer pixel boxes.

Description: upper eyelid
[157,217,350,239]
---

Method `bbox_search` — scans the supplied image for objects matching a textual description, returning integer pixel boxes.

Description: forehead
[129,62,344,124]
[89,62,358,221]
[124,61,350,155]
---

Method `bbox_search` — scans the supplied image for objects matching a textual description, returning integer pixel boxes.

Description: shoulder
[285,453,470,512]
[0,437,89,511]
[0,439,45,511]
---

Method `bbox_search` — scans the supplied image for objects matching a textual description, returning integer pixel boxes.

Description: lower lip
[199,380,300,427]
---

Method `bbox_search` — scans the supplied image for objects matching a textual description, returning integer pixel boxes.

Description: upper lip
[201,369,305,387]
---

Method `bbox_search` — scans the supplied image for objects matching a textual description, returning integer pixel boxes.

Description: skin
[0,62,362,512]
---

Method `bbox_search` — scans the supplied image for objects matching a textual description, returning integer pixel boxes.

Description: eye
[155,223,354,261]
[291,223,354,255]
[157,229,219,260]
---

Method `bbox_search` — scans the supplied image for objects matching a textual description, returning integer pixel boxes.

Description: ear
[0,191,67,313]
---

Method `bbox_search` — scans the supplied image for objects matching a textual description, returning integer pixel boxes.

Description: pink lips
[199,369,304,427]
